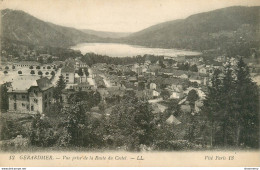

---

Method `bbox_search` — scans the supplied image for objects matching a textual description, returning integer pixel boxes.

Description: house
[145,89,160,99]
[170,91,183,99]
[61,66,75,84]
[150,82,157,90]
[179,74,188,79]
[73,82,93,91]
[75,61,89,70]
[13,61,40,68]
[189,75,202,84]
[166,115,181,125]
[194,100,204,113]
[8,77,53,114]
[152,89,160,98]
[180,104,191,113]
[75,72,87,84]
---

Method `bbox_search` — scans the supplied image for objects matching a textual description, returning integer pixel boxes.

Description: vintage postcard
[0,0,259,167]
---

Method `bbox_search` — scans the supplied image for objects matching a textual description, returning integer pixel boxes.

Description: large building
[8,77,54,114]
[61,66,75,84]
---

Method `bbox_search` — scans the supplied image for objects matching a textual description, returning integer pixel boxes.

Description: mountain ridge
[1,9,104,48]
[122,6,260,53]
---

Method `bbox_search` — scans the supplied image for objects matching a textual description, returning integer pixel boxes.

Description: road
[87,68,97,88]
[100,74,111,88]
[51,68,61,86]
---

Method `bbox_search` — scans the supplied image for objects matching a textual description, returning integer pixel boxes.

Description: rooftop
[8,77,53,92]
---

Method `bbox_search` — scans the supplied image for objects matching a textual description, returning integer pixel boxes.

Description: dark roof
[36,77,53,91]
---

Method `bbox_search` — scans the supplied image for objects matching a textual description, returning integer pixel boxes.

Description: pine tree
[221,62,235,146]
[203,69,222,146]
[53,75,66,102]
[56,74,66,90]
[0,83,9,112]
[234,57,259,148]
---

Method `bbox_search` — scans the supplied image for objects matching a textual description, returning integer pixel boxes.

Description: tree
[60,103,88,146]
[159,60,166,68]
[18,71,22,75]
[47,57,53,63]
[29,114,56,147]
[85,68,89,77]
[187,89,199,109]
[234,57,259,148]
[107,97,157,151]
[0,83,9,111]
[30,70,35,75]
[161,90,170,100]
[221,62,235,146]
[56,75,66,90]
[29,66,34,69]
[4,71,8,74]
[166,99,181,117]
[38,71,43,76]
[51,71,55,76]
[47,66,51,69]
[45,72,49,75]
[58,64,63,68]
[38,57,44,64]
[78,68,84,76]
[202,69,222,146]
[5,66,9,70]
[53,75,66,102]
[190,64,198,72]
[36,66,41,69]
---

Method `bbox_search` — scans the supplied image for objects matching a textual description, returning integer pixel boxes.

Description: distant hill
[1,9,104,48]
[123,6,260,54]
[81,29,131,39]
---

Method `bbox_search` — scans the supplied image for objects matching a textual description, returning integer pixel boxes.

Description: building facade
[8,77,53,114]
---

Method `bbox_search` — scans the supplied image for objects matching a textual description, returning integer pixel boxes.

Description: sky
[1,0,260,32]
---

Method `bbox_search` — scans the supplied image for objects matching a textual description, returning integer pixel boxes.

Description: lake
[71,43,201,58]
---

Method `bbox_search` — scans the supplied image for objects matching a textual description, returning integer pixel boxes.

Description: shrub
[38,71,43,75]
[154,140,199,151]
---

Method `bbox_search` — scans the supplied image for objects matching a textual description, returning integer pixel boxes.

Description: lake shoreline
[71,42,202,58]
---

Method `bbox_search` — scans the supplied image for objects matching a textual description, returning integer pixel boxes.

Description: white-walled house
[8,77,53,114]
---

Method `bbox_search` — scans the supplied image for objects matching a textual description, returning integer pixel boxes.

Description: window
[45,94,47,99]
[14,103,17,110]
[66,73,69,76]
[66,77,69,79]
[34,90,38,96]
[66,80,69,82]
[31,105,34,111]
[22,103,25,107]
[14,94,17,100]
[22,95,26,99]
[34,98,38,103]
[45,102,47,108]
[27,105,29,110]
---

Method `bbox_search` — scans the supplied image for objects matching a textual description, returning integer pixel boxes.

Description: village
[1,52,259,127]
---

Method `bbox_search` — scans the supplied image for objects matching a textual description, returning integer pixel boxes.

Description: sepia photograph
[0,0,259,167]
